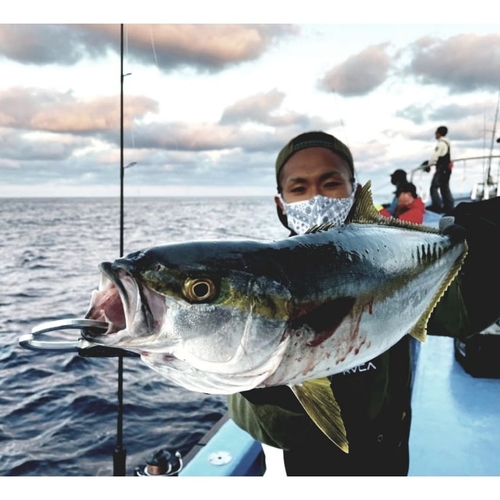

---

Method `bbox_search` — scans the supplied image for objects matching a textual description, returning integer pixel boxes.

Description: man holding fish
[83,131,500,477]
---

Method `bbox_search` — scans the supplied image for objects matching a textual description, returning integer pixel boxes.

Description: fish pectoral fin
[289,378,349,453]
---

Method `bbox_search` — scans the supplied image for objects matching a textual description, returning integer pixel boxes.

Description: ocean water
[0,196,289,476]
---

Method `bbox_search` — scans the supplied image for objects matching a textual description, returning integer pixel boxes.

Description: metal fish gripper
[19,318,109,352]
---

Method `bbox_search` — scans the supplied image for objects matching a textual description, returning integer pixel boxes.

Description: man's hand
[420,160,430,173]
[439,216,467,244]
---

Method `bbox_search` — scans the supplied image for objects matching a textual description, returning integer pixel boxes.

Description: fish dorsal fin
[344,180,387,224]
[345,181,442,234]
[289,378,348,453]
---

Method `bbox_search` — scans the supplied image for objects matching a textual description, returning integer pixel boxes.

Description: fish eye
[183,278,217,303]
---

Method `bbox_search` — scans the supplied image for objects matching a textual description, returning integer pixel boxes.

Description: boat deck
[409,336,500,476]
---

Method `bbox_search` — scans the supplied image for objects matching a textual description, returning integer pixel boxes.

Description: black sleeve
[449,196,500,333]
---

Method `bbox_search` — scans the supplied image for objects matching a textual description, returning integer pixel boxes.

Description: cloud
[318,43,391,97]
[396,97,500,141]
[0,24,300,73]
[0,24,109,66]
[0,129,87,161]
[396,101,482,126]
[407,33,500,92]
[122,24,300,72]
[131,122,241,150]
[218,89,329,128]
[219,89,286,124]
[0,87,158,134]
[124,120,284,155]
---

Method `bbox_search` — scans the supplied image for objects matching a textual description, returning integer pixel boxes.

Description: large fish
[82,182,467,452]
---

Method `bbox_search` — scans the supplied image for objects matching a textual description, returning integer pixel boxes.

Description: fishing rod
[114,22,127,477]
[114,22,140,478]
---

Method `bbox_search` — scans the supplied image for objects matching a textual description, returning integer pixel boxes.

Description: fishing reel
[134,448,183,476]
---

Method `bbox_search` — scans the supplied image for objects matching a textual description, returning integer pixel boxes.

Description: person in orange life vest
[380,181,425,224]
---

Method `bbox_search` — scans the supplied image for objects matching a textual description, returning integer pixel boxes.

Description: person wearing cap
[386,169,408,216]
[228,131,413,476]
[422,125,454,214]
[380,181,425,224]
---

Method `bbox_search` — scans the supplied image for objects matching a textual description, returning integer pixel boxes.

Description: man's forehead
[285,170,344,183]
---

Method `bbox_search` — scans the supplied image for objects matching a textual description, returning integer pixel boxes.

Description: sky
[2,2,500,204]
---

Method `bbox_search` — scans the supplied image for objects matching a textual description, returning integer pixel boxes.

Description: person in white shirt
[422,125,454,214]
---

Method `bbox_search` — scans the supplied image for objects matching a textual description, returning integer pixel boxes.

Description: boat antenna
[487,86,500,185]
[114,22,127,477]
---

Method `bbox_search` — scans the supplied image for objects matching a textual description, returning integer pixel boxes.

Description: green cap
[275,131,355,186]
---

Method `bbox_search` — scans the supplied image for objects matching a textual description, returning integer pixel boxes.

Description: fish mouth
[82,261,166,348]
